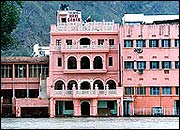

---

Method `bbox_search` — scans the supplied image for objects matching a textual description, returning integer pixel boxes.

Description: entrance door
[81,101,90,116]
[123,101,130,116]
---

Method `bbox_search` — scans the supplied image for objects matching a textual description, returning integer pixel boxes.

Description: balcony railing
[56,21,119,32]
[59,44,109,52]
[53,87,123,98]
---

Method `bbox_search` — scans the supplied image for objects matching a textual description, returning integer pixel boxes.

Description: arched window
[93,80,104,89]
[67,80,78,90]
[106,80,116,89]
[80,81,91,90]
[81,56,90,69]
[68,56,77,69]
[80,38,90,45]
[93,56,103,69]
[54,80,65,90]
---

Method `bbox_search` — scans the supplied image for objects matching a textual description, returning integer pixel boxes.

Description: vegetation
[1,1,23,50]
[1,1,179,56]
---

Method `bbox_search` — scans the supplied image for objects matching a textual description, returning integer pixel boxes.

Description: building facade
[1,8,179,117]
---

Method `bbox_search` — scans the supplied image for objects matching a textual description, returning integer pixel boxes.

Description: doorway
[81,101,90,116]
[123,101,130,116]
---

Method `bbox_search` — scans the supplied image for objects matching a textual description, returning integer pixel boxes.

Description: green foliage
[1,1,23,50]
[1,1,179,56]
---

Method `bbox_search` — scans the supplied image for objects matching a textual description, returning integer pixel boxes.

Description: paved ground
[1,117,179,129]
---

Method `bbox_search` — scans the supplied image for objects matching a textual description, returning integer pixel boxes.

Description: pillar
[50,98,55,117]
[73,100,81,116]
[91,99,98,116]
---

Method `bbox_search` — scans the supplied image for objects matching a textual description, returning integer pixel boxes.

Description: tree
[1,1,23,50]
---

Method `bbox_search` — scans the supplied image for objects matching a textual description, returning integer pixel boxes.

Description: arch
[68,56,77,69]
[93,56,103,69]
[93,80,104,89]
[67,80,78,90]
[80,81,91,90]
[80,38,90,45]
[54,80,65,90]
[80,56,90,69]
[81,101,90,116]
[106,80,116,89]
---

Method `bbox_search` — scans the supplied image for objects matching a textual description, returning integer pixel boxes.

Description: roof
[1,56,49,63]
[122,14,179,24]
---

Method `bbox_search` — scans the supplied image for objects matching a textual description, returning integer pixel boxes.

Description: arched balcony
[67,80,78,90]
[106,80,116,89]
[54,80,65,90]
[93,80,104,89]
[80,56,90,69]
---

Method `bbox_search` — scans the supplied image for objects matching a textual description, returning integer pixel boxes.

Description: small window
[162,39,171,48]
[136,40,146,47]
[136,87,146,95]
[58,58,62,67]
[174,39,179,47]
[124,40,133,48]
[162,87,172,95]
[66,39,72,45]
[109,39,114,46]
[61,18,66,23]
[176,87,179,95]
[175,61,179,69]
[109,57,113,66]
[56,39,61,46]
[98,39,104,45]
[125,87,134,95]
[150,87,160,95]
[149,39,159,48]
[162,61,171,69]
[150,61,159,69]
[137,61,146,69]
[124,61,134,69]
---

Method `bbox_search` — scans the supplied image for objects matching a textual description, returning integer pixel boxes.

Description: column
[26,88,29,98]
[50,98,55,117]
[73,99,81,116]
[77,59,80,70]
[103,55,106,70]
[90,59,93,70]
[117,99,121,116]
[121,98,124,117]
[91,99,98,116]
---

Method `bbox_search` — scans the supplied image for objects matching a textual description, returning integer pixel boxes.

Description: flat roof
[1,56,49,63]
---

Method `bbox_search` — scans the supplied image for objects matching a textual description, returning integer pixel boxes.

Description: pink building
[1,8,179,117]
[47,9,123,117]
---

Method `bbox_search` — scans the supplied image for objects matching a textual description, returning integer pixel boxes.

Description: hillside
[1,1,179,56]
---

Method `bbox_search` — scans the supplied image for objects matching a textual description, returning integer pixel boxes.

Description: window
[162,87,172,95]
[175,61,179,69]
[56,39,61,46]
[93,56,103,69]
[124,40,133,47]
[58,58,62,67]
[125,87,134,95]
[162,61,171,69]
[162,39,170,47]
[29,64,48,77]
[68,57,77,69]
[137,61,146,69]
[29,64,40,77]
[98,39,104,45]
[176,87,179,95]
[136,87,146,95]
[149,39,159,47]
[109,39,114,46]
[1,65,12,78]
[150,87,160,95]
[124,61,134,69]
[61,18,66,23]
[66,39,72,45]
[150,61,159,69]
[65,101,73,110]
[15,64,26,78]
[174,39,179,47]
[109,57,113,66]
[136,40,146,47]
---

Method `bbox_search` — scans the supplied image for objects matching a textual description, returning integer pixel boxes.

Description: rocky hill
[1,1,179,56]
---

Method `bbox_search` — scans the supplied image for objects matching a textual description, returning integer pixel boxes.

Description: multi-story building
[1,8,179,117]
[47,9,123,117]
[120,14,179,116]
